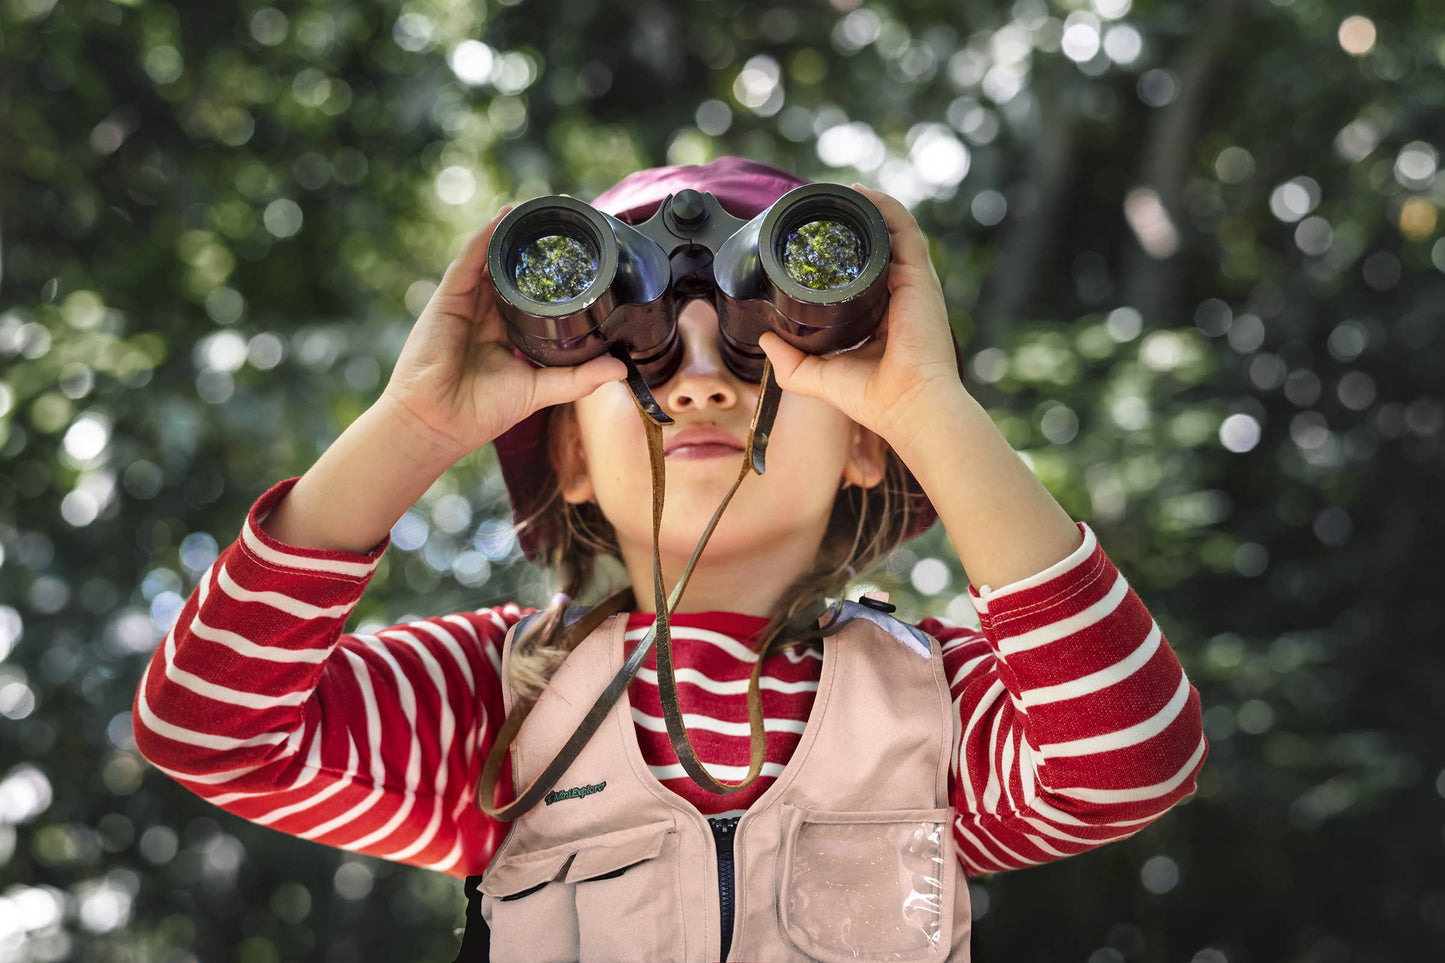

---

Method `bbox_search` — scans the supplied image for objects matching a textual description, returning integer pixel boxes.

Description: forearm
[261,394,463,554]
[887,386,1083,591]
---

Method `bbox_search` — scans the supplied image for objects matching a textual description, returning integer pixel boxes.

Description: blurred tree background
[2,0,1443,959]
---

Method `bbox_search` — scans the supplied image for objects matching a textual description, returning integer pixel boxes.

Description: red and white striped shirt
[133,477,1207,879]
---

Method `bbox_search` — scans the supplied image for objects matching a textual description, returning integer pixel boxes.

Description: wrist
[881,381,980,461]
[371,393,468,470]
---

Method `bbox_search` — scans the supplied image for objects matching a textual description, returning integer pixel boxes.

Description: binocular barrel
[485,183,891,389]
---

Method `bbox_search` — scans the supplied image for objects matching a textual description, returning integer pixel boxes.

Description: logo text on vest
[544,781,607,805]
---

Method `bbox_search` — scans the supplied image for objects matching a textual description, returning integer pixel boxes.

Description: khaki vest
[478,599,972,962]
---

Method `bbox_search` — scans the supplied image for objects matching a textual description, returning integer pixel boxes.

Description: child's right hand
[379,204,628,462]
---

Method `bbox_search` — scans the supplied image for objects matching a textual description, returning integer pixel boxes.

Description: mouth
[663,427,746,459]
[665,443,746,461]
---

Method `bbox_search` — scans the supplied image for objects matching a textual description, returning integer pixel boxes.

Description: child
[133,157,1207,962]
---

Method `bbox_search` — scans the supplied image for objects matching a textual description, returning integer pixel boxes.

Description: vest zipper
[707,815,741,962]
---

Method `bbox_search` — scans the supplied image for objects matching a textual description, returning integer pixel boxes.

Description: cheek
[771,394,853,464]
[575,386,652,485]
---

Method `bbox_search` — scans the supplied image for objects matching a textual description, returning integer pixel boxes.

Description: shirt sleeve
[917,520,1208,878]
[131,476,528,878]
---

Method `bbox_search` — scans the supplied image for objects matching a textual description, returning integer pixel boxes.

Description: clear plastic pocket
[779,804,954,962]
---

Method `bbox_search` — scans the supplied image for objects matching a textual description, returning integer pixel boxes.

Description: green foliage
[2,0,1443,959]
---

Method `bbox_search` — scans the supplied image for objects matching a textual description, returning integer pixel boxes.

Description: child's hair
[505,402,925,705]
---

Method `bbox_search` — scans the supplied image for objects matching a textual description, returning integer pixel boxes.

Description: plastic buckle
[856,595,896,614]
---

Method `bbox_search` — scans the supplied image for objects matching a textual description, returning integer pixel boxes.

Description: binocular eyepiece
[485,182,892,394]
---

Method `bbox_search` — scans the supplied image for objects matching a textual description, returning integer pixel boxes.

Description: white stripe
[386,796,445,863]
[960,813,1042,869]
[1016,813,1140,847]
[954,679,1006,814]
[162,623,308,710]
[630,707,806,737]
[354,637,424,791]
[1038,673,1190,759]
[188,611,329,664]
[1000,727,1019,814]
[217,563,354,620]
[436,618,482,693]
[298,788,386,841]
[782,644,823,663]
[624,625,760,663]
[242,514,381,577]
[257,734,357,826]
[634,666,818,696]
[383,631,457,793]
[996,570,1128,657]
[1018,760,1158,828]
[143,756,265,786]
[396,622,478,697]
[1018,734,1039,808]
[424,836,464,873]
[474,609,510,679]
[1051,735,1207,805]
[941,635,981,654]
[951,816,1015,873]
[341,789,415,852]
[1021,831,1069,858]
[951,825,1004,876]
[375,631,456,862]
[648,761,786,781]
[300,649,387,840]
[982,708,1005,814]
[456,724,480,817]
[136,662,290,752]
[206,748,322,806]
[1022,622,1162,708]
[949,653,991,689]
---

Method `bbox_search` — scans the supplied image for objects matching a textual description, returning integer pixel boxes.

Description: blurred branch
[1121,0,1245,326]
[976,71,1080,335]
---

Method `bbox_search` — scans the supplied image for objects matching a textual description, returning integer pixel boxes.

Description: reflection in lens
[514,235,597,302]
[782,219,864,290]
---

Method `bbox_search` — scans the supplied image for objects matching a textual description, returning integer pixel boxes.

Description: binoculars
[485,182,892,412]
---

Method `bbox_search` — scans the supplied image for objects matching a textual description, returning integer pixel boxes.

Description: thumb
[759,331,824,400]
[530,354,628,410]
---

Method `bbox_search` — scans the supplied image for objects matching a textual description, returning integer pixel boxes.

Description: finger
[528,353,629,411]
[437,204,515,298]
[850,184,933,276]
[759,331,869,404]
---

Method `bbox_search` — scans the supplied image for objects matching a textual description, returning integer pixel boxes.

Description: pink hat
[492,156,966,562]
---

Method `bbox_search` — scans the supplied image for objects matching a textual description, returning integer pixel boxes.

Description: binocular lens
[781,218,864,291]
[513,234,597,302]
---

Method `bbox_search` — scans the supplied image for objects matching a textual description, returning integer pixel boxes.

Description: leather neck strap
[478,355,833,821]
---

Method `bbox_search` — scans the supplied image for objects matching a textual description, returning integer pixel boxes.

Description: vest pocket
[778,803,955,963]
[479,819,685,963]
[570,819,686,962]
[479,844,580,962]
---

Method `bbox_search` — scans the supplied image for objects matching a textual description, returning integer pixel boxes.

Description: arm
[919,525,1207,876]
[132,477,527,877]
[132,393,522,877]
[888,385,1085,594]
[891,385,1204,876]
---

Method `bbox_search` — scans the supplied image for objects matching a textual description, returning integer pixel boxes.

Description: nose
[662,302,743,414]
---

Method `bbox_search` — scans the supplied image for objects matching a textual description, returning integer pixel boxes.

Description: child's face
[553,298,889,577]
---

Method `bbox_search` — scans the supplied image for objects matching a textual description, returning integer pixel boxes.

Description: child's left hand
[757,184,965,448]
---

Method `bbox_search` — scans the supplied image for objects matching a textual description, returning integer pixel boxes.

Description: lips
[663,426,746,457]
